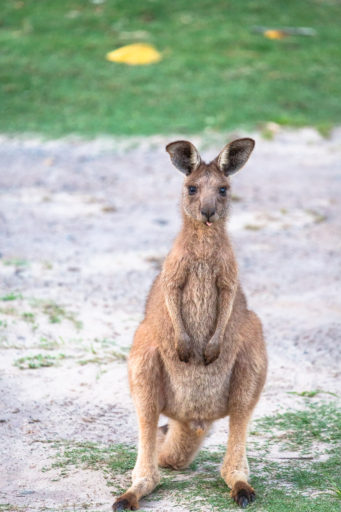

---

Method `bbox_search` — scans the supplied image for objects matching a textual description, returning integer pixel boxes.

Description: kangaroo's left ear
[215,138,255,176]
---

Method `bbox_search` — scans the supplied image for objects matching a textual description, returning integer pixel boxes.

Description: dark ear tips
[240,137,255,152]
[242,137,255,146]
[166,140,201,175]
[216,138,255,176]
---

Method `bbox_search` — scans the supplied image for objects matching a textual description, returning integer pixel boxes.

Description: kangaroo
[112,138,267,510]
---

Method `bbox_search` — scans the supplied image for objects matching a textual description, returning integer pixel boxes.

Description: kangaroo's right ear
[215,138,255,176]
[166,140,201,175]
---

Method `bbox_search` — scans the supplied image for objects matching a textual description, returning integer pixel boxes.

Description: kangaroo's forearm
[164,287,186,336]
[161,254,188,336]
[204,282,238,365]
[215,283,237,336]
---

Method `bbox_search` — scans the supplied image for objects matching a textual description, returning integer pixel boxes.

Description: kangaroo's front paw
[204,337,221,365]
[231,481,256,508]
[176,332,191,362]
[112,491,139,511]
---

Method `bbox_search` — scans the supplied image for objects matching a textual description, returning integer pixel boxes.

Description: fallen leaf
[106,43,161,65]
[253,26,316,37]
[264,29,287,40]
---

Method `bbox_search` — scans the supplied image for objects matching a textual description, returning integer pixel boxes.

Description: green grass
[78,352,127,365]
[1,0,341,136]
[40,301,82,329]
[46,400,341,511]
[3,259,29,268]
[288,390,338,398]
[21,311,35,323]
[254,401,341,452]
[0,296,82,329]
[14,352,66,369]
[47,441,136,489]
[0,506,26,512]
[162,452,341,512]
[0,293,22,302]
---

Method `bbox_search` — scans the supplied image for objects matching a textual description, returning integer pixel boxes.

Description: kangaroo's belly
[162,362,231,422]
[181,261,218,347]
[162,261,230,422]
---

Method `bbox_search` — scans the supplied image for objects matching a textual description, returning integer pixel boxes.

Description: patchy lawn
[46,399,341,512]
[1,0,341,136]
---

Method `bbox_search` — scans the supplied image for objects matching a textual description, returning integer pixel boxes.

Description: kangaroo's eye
[219,187,227,196]
[188,186,197,195]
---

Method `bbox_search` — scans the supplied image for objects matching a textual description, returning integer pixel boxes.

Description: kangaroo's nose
[201,209,216,220]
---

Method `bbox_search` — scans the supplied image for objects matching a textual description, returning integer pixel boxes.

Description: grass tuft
[255,401,341,451]
[14,353,66,369]
[1,293,23,302]
[288,390,338,398]
[41,301,83,329]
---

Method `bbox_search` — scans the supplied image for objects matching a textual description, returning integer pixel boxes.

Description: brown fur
[112,138,267,510]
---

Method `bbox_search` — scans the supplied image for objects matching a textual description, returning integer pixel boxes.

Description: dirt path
[0,128,340,511]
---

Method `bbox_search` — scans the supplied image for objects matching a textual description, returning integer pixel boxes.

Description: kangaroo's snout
[201,208,216,220]
[200,207,218,226]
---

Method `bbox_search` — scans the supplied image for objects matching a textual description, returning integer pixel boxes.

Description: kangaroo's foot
[158,419,209,470]
[112,470,160,511]
[231,481,255,508]
[112,491,139,511]
[158,452,188,470]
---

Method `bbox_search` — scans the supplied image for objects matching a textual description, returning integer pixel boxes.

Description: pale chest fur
[158,231,235,422]
[181,259,219,349]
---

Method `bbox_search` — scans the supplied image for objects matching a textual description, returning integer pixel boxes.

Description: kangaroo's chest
[181,260,219,343]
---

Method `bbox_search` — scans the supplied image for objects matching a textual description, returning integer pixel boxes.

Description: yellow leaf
[264,29,286,40]
[106,43,161,65]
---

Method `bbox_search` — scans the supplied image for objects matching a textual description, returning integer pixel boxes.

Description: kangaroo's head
[166,138,255,226]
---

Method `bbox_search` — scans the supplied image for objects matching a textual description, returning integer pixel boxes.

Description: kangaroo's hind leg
[221,409,255,508]
[113,326,164,511]
[158,419,211,470]
[221,314,267,508]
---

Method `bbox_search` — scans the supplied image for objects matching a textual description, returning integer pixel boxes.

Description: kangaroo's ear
[215,138,255,176]
[166,140,201,175]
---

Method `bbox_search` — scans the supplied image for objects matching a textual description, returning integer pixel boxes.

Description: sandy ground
[0,128,340,511]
